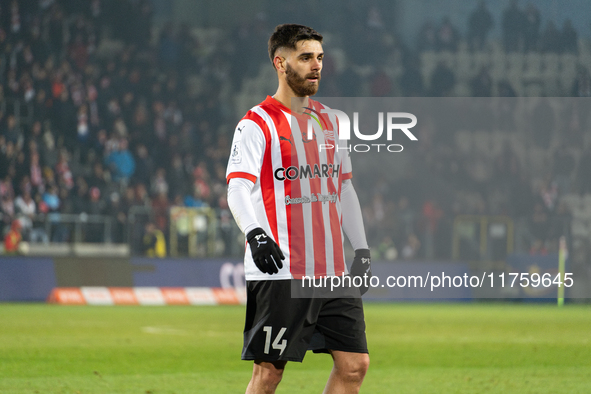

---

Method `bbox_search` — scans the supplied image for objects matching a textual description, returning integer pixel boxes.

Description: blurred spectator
[429,61,456,96]
[132,144,154,187]
[2,115,22,146]
[87,162,107,191]
[552,145,575,194]
[104,138,135,185]
[540,21,561,53]
[108,191,127,243]
[86,186,105,242]
[168,154,188,199]
[497,80,517,97]
[577,147,591,194]
[470,67,493,97]
[532,98,554,148]
[417,21,437,51]
[399,55,424,96]
[29,151,43,193]
[401,234,421,260]
[14,191,36,241]
[1,194,15,228]
[41,184,60,213]
[376,236,398,261]
[151,191,169,233]
[467,1,493,51]
[502,0,525,52]
[151,168,169,197]
[571,66,591,97]
[142,222,166,257]
[421,200,443,259]
[539,178,558,212]
[3,220,22,254]
[369,69,392,97]
[561,19,578,54]
[54,150,74,189]
[134,183,151,208]
[436,17,460,52]
[523,3,541,52]
[72,177,90,214]
[529,201,549,244]
[494,142,521,186]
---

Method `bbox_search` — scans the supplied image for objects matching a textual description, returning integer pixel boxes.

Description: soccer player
[226,24,372,394]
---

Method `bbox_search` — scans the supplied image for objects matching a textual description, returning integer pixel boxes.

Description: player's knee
[253,362,284,389]
[339,354,369,383]
[266,367,284,386]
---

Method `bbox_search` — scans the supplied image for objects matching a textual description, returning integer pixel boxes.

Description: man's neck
[273,87,308,114]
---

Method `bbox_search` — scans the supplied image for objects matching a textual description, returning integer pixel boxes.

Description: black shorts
[241,279,368,362]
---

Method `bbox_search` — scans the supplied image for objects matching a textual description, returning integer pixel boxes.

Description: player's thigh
[243,280,322,362]
[315,297,368,353]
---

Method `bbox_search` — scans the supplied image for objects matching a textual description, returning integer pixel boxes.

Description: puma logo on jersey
[238,126,245,133]
[279,135,293,146]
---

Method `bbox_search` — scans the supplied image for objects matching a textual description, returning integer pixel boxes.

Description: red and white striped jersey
[226,96,352,280]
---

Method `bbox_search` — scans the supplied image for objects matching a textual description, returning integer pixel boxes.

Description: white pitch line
[141,326,188,335]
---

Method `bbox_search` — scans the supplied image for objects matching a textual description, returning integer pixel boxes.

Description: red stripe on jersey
[226,172,257,184]
[243,110,280,244]
[315,101,345,275]
[297,109,327,276]
[258,100,307,278]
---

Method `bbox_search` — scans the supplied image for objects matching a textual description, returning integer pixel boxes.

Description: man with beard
[226,24,371,393]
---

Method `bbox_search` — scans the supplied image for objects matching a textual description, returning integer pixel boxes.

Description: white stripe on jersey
[251,106,292,274]
[289,113,318,278]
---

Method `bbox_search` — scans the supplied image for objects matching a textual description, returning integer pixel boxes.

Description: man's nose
[311,58,322,71]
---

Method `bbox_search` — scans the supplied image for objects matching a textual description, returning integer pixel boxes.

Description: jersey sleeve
[226,118,266,184]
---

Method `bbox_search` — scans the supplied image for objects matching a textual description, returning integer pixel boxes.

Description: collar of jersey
[265,95,315,120]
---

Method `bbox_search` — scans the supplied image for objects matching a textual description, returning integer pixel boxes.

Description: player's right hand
[350,248,372,295]
[246,228,285,275]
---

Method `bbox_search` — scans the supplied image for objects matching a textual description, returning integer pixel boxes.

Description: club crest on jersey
[274,164,340,181]
[301,127,317,144]
[303,106,334,142]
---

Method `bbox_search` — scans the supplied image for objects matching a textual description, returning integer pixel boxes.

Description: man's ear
[274,55,286,73]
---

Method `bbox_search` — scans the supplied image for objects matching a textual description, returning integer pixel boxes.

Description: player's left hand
[350,248,372,295]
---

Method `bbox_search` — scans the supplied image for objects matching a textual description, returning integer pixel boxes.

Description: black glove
[350,248,372,295]
[246,228,285,275]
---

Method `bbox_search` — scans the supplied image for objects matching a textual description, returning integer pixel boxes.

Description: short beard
[285,63,320,97]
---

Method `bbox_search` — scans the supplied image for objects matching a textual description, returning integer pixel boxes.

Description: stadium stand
[0,0,590,274]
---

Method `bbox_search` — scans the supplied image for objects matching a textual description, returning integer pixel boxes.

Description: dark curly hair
[268,24,323,69]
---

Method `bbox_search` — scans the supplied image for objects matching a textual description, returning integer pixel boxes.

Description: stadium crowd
[0,0,589,263]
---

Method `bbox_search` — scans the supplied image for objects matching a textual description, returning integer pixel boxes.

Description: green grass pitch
[1,303,590,393]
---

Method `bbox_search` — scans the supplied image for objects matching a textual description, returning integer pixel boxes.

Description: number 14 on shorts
[263,326,287,356]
